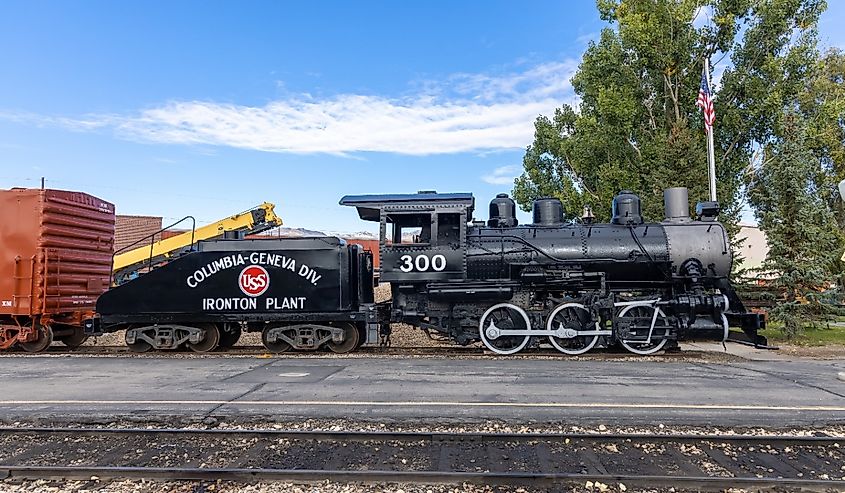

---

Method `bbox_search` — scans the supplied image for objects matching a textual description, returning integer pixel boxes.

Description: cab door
[379,209,466,282]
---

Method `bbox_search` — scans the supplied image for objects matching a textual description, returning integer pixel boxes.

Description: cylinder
[532,198,564,226]
[663,187,691,223]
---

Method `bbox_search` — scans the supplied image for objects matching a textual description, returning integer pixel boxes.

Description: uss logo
[238,265,269,297]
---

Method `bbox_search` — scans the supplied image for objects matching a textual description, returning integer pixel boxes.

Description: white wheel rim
[546,303,600,355]
[479,303,532,355]
[720,294,731,342]
[617,304,669,356]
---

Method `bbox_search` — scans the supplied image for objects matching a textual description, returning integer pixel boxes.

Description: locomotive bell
[611,191,643,225]
[581,204,595,224]
[488,193,518,227]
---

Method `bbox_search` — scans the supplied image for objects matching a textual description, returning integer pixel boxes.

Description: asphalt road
[0,355,843,427]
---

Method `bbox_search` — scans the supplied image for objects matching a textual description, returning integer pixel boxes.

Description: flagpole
[705,58,717,202]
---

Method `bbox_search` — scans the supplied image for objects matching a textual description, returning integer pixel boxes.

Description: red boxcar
[0,188,115,351]
[345,238,380,271]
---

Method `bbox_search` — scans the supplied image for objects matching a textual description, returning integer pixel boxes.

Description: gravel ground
[81,325,449,349]
[0,480,675,493]
[776,344,845,358]
[2,417,843,438]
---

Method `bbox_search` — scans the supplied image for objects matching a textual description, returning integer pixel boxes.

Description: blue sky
[1,1,843,233]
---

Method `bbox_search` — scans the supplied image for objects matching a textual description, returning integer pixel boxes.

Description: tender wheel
[125,326,153,353]
[219,324,242,348]
[57,326,88,349]
[616,305,670,356]
[187,323,221,353]
[127,340,153,353]
[547,303,600,355]
[354,325,367,349]
[328,323,360,354]
[479,303,532,355]
[19,323,53,353]
[262,324,292,353]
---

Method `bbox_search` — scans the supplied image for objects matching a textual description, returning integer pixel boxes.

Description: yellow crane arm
[113,202,282,275]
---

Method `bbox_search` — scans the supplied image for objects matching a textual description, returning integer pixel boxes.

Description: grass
[759,318,845,346]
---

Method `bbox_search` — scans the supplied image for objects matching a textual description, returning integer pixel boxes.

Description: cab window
[437,213,461,245]
[385,213,432,246]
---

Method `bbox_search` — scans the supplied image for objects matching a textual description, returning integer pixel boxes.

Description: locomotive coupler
[379,323,392,347]
[83,317,102,336]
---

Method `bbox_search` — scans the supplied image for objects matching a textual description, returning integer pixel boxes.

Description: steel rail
[1,466,842,489]
[28,345,711,357]
[37,345,477,353]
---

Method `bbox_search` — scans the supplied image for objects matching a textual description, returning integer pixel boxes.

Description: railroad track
[20,345,483,357]
[73,345,477,355]
[0,427,842,489]
[13,344,705,359]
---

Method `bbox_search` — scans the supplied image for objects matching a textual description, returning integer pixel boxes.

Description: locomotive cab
[340,191,474,282]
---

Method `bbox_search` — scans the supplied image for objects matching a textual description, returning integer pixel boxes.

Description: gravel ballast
[2,419,842,493]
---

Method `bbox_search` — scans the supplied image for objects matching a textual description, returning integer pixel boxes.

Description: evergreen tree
[747,113,840,337]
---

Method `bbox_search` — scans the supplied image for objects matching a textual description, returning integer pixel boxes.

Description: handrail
[113,216,197,257]
[110,203,282,286]
[110,216,196,286]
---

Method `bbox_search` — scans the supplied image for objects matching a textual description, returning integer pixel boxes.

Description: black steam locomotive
[341,187,764,355]
[90,188,765,355]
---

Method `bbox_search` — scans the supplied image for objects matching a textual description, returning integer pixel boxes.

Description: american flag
[696,67,715,132]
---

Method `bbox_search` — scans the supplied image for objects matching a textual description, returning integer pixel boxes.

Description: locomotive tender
[92,186,765,355]
[93,238,377,353]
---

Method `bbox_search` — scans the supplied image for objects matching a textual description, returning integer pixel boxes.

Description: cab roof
[339,192,475,222]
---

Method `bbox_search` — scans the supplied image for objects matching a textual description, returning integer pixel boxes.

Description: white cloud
[0,111,115,131]
[482,164,522,185]
[1,59,578,156]
[575,32,599,46]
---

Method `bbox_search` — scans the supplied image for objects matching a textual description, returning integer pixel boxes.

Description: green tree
[798,49,845,225]
[514,0,826,233]
[747,113,840,337]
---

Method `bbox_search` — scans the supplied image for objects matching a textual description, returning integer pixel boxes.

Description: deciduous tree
[797,48,845,225]
[514,0,826,234]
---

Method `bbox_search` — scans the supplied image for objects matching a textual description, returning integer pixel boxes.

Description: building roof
[114,215,163,252]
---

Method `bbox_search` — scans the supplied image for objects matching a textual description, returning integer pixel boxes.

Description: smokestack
[663,187,691,223]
